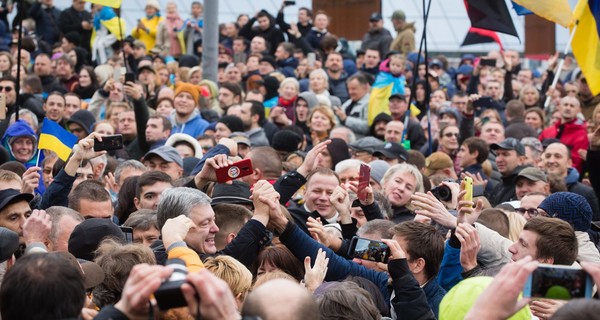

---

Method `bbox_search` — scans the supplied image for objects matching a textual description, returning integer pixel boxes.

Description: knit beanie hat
[175,82,200,104]
[272,130,303,153]
[218,115,244,133]
[538,192,592,232]
[326,138,351,169]
[67,110,96,134]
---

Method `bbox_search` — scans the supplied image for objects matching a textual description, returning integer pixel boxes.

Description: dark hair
[68,180,111,213]
[299,7,312,17]
[523,217,578,265]
[114,176,139,223]
[148,114,172,132]
[345,276,390,317]
[220,81,243,99]
[136,171,173,201]
[258,245,305,281]
[552,299,600,320]
[24,75,42,93]
[316,281,380,320]
[47,91,66,103]
[0,253,85,320]
[392,221,445,280]
[477,209,510,238]
[213,204,252,250]
[357,219,395,239]
[505,99,526,119]
[79,66,99,88]
[407,149,426,170]
[245,100,266,124]
[278,42,295,57]
[248,147,283,180]
[347,72,369,86]
[123,209,159,232]
[0,75,16,86]
[462,137,489,164]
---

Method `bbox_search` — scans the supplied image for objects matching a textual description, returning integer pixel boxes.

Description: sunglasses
[444,132,459,138]
[515,208,549,218]
[0,86,13,92]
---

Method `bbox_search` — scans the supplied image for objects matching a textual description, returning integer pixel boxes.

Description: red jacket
[539,118,589,173]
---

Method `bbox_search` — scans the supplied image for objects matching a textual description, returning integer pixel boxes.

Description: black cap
[260,55,277,69]
[373,142,408,161]
[0,227,19,263]
[369,12,383,21]
[67,110,96,134]
[211,181,253,208]
[272,130,303,153]
[218,116,244,133]
[389,93,405,101]
[138,65,156,74]
[490,138,526,156]
[0,189,33,213]
[68,218,125,261]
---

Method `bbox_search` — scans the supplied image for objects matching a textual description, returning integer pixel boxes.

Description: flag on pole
[465,0,519,38]
[571,0,600,95]
[38,118,78,161]
[461,27,504,50]
[513,0,572,28]
[85,0,122,8]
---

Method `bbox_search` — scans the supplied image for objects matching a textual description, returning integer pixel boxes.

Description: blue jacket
[277,57,298,78]
[423,276,447,318]
[171,112,209,139]
[438,241,464,291]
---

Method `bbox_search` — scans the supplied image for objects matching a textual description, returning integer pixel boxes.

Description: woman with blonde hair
[204,255,253,311]
[382,163,425,223]
[306,105,336,147]
[309,68,330,98]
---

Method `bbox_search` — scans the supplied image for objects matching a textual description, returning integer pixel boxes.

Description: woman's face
[157,100,174,118]
[67,50,78,66]
[79,69,92,87]
[297,59,308,76]
[167,3,177,14]
[309,73,326,93]
[190,71,202,85]
[11,64,25,79]
[158,69,169,85]
[279,82,298,100]
[383,170,417,207]
[94,122,115,136]
[416,85,425,101]
[145,5,157,17]
[440,126,459,152]
[521,88,539,106]
[0,55,11,72]
[295,99,309,121]
[525,112,543,130]
[310,110,332,133]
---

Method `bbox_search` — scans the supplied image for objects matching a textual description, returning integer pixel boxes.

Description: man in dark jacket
[360,12,393,58]
[387,94,427,150]
[274,42,298,78]
[29,0,61,45]
[487,138,527,206]
[59,0,93,53]
[238,10,285,55]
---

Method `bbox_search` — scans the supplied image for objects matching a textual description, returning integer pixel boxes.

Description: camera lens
[431,185,452,202]
[165,258,188,281]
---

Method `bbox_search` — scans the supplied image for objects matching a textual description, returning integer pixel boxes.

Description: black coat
[59,6,93,52]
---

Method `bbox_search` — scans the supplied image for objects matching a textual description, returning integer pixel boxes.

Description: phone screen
[525,265,593,300]
[120,226,134,243]
[349,237,390,263]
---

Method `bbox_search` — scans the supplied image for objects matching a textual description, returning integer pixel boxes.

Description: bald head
[242,279,318,320]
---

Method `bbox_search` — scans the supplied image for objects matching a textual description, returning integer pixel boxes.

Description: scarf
[277,96,297,123]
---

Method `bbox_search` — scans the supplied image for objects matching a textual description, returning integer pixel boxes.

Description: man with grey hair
[334,159,361,185]
[113,160,147,191]
[329,127,356,145]
[45,206,84,252]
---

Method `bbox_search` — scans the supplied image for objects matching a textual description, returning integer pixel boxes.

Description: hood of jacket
[1,120,38,164]
[565,167,580,185]
[296,91,319,109]
[396,22,416,33]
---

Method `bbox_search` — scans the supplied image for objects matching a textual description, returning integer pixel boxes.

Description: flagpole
[543,22,578,109]
[14,0,24,121]
[34,148,41,168]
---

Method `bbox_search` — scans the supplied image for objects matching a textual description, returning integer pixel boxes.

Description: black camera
[430,185,452,202]
[154,259,189,310]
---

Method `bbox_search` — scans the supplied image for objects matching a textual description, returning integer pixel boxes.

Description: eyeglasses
[444,132,459,138]
[0,86,13,92]
[516,208,549,217]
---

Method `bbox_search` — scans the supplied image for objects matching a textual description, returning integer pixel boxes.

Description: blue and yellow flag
[367,72,420,125]
[85,0,122,8]
[38,118,78,161]
[572,0,600,95]
[513,0,572,27]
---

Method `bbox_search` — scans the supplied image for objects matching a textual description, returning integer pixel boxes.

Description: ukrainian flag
[572,0,600,95]
[85,0,122,8]
[38,118,78,161]
[367,72,405,125]
[513,0,572,27]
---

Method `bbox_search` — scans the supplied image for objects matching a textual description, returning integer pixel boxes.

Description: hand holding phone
[524,264,593,300]
[125,72,135,84]
[215,158,253,183]
[462,177,473,205]
[94,134,123,151]
[348,236,390,263]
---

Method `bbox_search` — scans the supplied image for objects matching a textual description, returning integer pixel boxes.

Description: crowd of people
[2,0,600,319]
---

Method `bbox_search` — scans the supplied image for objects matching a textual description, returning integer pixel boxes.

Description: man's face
[144,156,183,180]
[68,123,87,141]
[325,54,342,73]
[10,137,34,163]
[186,204,219,254]
[44,95,66,121]
[174,92,196,116]
[118,167,146,189]
[505,50,520,66]
[515,178,548,200]
[109,82,124,101]
[508,230,539,262]
[64,95,81,119]
[233,39,246,53]
[259,62,275,75]
[79,199,113,219]
[543,144,571,177]
[485,81,501,100]
[42,157,58,188]
[305,173,339,219]
[118,111,137,136]
[0,200,31,242]
[520,195,546,220]
[218,88,236,108]
[257,16,270,31]
[73,164,94,189]
[479,122,504,145]
[495,149,520,176]
[560,97,580,122]
[34,56,52,76]
[275,45,287,61]
[250,37,266,53]
[457,144,477,168]
[517,70,533,85]
[373,121,387,138]
[451,95,468,112]
[0,80,16,105]
[388,97,408,117]
[133,226,160,247]
[145,118,168,143]
[239,102,254,129]
[338,168,359,186]
[347,79,368,102]
[55,59,72,79]
[191,3,203,17]
[364,49,380,68]
[135,181,172,210]
[49,215,81,252]
[138,69,155,85]
[384,121,404,143]
[73,0,85,11]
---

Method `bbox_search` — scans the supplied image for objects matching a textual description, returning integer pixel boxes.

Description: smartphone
[357,163,371,202]
[307,52,316,68]
[125,72,135,84]
[524,264,593,300]
[462,176,473,203]
[215,158,253,183]
[480,58,496,67]
[348,236,390,263]
[120,226,134,243]
[93,134,124,151]
[473,96,494,109]
[284,0,296,5]
[234,52,247,64]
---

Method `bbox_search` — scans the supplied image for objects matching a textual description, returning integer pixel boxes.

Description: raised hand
[161,215,196,249]
[455,223,480,272]
[303,248,329,293]
[297,140,331,177]
[330,186,351,224]
[410,192,457,228]
[21,166,41,194]
[194,154,233,189]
